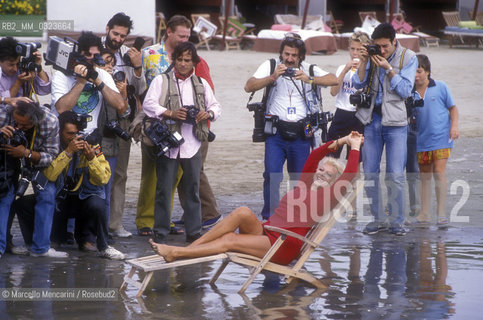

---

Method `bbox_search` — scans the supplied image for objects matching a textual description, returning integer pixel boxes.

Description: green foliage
[0,0,46,15]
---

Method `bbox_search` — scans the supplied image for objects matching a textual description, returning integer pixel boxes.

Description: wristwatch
[386,66,393,75]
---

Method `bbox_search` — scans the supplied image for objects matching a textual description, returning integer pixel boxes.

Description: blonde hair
[318,157,345,180]
[350,31,370,45]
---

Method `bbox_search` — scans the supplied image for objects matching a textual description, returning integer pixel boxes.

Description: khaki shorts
[417,148,451,165]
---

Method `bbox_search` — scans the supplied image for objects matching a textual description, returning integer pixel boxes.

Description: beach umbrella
[301,0,311,29]
[220,0,231,50]
[472,0,480,20]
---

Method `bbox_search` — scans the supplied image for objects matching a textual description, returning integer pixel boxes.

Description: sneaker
[100,246,125,260]
[79,242,97,252]
[110,226,132,238]
[389,225,407,236]
[363,222,387,235]
[31,248,68,258]
[202,215,223,230]
[11,245,29,255]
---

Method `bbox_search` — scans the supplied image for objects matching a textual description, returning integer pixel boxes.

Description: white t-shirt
[252,60,328,122]
[334,64,358,112]
[51,67,119,133]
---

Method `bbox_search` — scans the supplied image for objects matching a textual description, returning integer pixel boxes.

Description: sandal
[169,226,184,235]
[137,227,153,236]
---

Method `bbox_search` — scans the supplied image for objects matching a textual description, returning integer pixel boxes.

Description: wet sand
[2,44,483,318]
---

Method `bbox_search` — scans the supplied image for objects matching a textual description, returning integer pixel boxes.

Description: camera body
[283,67,298,77]
[16,42,42,73]
[405,96,424,118]
[105,120,131,141]
[144,120,185,157]
[182,105,216,142]
[0,129,27,147]
[349,92,372,109]
[365,44,381,56]
[247,102,266,142]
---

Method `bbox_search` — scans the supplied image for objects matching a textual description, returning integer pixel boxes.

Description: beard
[105,34,122,51]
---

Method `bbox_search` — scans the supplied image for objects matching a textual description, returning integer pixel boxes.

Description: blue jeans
[30,181,57,254]
[262,132,311,219]
[362,113,407,225]
[0,187,15,254]
[105,156,117,227]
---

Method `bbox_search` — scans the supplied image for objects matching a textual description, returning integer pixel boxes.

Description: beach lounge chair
[191,14,217,51]
[119,181,362,297]
[442,11,483,48]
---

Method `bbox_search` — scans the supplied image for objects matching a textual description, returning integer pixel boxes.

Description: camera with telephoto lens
[144,119,185,157]
[307,111,334,143]
[16,42,42,73]
[283,67,298,77]
[365,44,381,56]
[350,91,372,109]
[183,105,216,142]
[105,120,131,141]
[247,102,266,142]
[112,70,126,82]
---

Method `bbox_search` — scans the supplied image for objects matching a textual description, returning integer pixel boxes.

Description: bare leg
[433,158,448,219]
[419,163,432,222]
[188,206,264,247]
[149,233,271,262]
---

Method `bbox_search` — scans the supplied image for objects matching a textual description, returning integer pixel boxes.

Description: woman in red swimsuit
[149,132,363,265]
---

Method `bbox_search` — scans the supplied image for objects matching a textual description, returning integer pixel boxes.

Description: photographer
[0,99,67,258]
[351,23,418,236]
[244,32,337,220]
[328,31,369,159]
[52,31,125,132]
[137,15,221,237]
[102,12,146,238]
[0,37,50,104]
[143,42,221,244]
[41,111,125,259]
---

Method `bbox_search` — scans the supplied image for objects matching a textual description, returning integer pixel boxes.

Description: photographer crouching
[142,42,221,244]
[0,37,50,105]
[244,32,337,220]
[0,99,67,258]
[351,23,418,236]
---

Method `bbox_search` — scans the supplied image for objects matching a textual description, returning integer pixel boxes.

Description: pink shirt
[143,73,221,159]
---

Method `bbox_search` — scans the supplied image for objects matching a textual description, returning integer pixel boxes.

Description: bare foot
[148,239,175,262]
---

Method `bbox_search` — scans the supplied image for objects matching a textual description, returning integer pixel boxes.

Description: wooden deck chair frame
[214,16,244,50]
[359,11,377,23]
[120,181,362,297]
[156,12,166,44]
[191,13,214,51]
[328,11,343,34]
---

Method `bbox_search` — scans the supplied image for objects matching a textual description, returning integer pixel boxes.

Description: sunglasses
[283,33,304,46]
